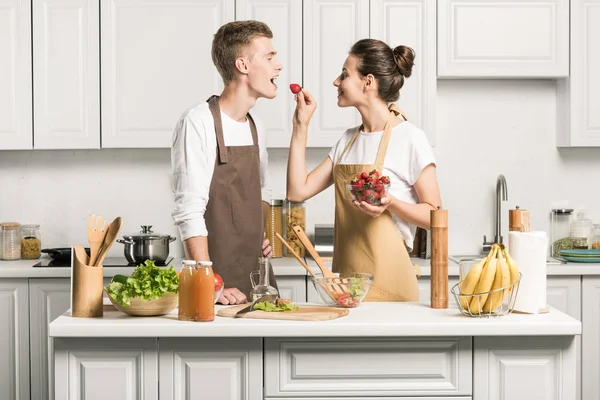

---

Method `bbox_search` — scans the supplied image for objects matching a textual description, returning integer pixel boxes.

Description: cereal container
[21,224,41,259]
[285,201,306,257]
[1,223,21,260]
[266,200,284,258]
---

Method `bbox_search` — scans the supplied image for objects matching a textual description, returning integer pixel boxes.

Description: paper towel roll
[509,231,548,314]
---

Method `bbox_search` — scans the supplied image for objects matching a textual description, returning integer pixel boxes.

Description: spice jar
[20,224,41,259]
[571,210,593,249]
[592,224,600,250]
[1,223,21,261]
[285,201,306,257]
[266,200,284,258]
[550,209,574,257]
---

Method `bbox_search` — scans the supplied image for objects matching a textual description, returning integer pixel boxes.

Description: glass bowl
[310,272,373,308]
[346,183,390,206]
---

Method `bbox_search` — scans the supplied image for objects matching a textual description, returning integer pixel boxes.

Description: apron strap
[246,113,259,146]
[207,95,228,164]
[374,108,402,169]
[389,102,408,122]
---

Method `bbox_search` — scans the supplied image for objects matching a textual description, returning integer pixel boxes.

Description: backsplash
[1,80,600,259]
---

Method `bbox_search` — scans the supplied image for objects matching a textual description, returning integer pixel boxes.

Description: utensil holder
[71,245,103,318]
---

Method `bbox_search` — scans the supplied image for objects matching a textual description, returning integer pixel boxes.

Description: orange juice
[195,261,215,322]
[178,260,196,321]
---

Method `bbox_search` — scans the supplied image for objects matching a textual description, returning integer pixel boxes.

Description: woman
[287,39,442,302]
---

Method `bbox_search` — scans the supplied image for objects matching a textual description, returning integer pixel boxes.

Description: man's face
[244,37,283,99]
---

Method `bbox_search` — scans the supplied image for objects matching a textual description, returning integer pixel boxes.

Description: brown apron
[332,104,419,302]
[204,95,277,299]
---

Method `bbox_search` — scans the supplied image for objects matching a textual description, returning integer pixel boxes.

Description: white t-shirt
[171,102,271,241]
[328,121,435,251]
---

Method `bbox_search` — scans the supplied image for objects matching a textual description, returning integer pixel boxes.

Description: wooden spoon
[93,217,123,267]
[87,214,106,266]
[292,225,336,278]
[275,233,315,277]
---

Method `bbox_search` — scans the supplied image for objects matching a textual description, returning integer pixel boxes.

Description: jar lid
[21,224,39,229]
[123,225,171,240]
[0,222,20,230]
[198,261,213,266]
[182,260,196,266]
[552,209,573,215]
[271,199,283,206]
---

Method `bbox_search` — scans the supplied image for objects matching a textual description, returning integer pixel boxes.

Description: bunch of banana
[458,244,520,315]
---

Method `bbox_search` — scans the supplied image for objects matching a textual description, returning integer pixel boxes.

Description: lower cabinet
[582,276,600,400]
[158,338,263,400]
[264,337,472,398]
[54,338,158,400]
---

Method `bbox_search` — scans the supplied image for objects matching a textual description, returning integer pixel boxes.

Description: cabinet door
[236,0,302,148]
[303,0,368,147]
[438,0,569,78]
[29,279,71,400]
[101,0,234,148]
[582,277,600,400]
[0,0,32,149]
[370,0,436,145]
[159,338,262,400]
[276,276,307,303]
[33,0,100,149]
[54,338,158,400]
[546,276,581,319]
[557,0,600,147]
[0,279,30,400]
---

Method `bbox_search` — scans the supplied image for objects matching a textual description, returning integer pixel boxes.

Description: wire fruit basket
[451,273,522,318]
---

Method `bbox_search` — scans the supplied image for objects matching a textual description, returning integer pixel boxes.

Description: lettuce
[253,301,298,312]
[106,260,179,306]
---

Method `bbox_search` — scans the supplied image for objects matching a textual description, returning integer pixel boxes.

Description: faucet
[482,174,508,253]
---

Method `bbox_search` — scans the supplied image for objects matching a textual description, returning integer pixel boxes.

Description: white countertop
[49,302,580,338]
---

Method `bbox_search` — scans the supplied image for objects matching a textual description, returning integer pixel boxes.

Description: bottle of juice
[195,261,215,322]
[178,260,197,321]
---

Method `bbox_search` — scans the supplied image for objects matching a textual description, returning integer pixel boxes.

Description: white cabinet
[0,279,30,400]
[54,337,158,400]
[370,0,437,145]
[474,336,577,400]
[264,337,472,397]
[158,338,262,400]
[582,277,600,400]
[557,0,600,147]
[0,0,32,150]
[33,0,100,149]
[303,0,368,147]
[100,0,234,148]
[237,0,302,148]
[29,279,71,400]
[546,276,581,319]
[437,0,569,78]
[277,276,307,303]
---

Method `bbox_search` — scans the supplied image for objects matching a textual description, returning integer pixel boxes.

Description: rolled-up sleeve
[171,116,213,241]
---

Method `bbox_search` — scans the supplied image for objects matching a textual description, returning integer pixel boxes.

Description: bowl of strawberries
[347,169,391,206]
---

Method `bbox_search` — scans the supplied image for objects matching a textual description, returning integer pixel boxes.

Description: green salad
[253,301,298,312]
[106,260,179,306]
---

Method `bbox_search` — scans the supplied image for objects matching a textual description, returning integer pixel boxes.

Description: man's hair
[211,20,273,84]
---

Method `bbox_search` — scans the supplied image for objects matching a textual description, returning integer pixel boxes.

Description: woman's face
[333,55,366,108]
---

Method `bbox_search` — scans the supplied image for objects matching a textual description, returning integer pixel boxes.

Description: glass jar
[178,260,197,321]
[266,199,284,258]
[20,224,41,259]
[194,261,215,322]
[550,209,574,257]
[285,201,306,257]
[571,210,593,249]
[1,223,21,260]
[592,224,600,250]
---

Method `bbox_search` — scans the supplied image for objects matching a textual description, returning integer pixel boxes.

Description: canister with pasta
[285,201,306,257]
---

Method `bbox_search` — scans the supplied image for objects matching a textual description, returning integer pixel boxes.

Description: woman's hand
[354,195,394,218]
[293,89,317,128]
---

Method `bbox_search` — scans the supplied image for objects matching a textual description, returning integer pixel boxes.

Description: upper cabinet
[33,0,100,149]
[371,0,436,146]
[557,0,600,147]
[100,0,234,148]
[237,0,302,149]
[0,0,32,150]
[437,0,569,78]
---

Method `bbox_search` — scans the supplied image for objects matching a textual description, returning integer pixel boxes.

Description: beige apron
[332,105,419,302]
[204,95,277,299]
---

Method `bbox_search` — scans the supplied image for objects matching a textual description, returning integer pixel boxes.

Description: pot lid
[123,225,171,240]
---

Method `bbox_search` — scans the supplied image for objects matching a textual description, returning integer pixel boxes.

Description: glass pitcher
[249,257,279,302]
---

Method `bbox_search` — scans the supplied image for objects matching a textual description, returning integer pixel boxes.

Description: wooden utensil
[87,214,106,266]
[94,217,123,267]
[430,207,448,309]
[275,233,315,277]
[217,304,349,321]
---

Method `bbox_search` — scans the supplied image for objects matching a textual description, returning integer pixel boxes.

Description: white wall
[1,79,599,259]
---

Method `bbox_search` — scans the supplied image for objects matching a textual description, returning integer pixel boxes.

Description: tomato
[289,83,302,94]
[214,273,224,291]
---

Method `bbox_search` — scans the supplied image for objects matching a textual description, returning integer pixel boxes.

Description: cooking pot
[117,226,176,265]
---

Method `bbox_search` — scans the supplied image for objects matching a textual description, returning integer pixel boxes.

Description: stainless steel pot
[117,225,176,264]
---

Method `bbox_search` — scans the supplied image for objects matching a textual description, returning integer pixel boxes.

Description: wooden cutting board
[217,305,349,321]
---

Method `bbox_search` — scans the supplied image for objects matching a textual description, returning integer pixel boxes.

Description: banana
[482,248,511,312]
[458,257,487,309]
[502,245,521,289]
[469,246,498,314]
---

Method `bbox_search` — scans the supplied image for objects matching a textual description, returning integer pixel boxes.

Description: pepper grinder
[430,206,448,309]
[509,206,530,232]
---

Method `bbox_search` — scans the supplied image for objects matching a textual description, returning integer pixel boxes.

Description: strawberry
[351,183,362,192]
[370,170,380,179]
[361,172,369,180]
[351,176,359,183]
[363,189,374,197]
[289,83,302,94]
[380,176,390,185]
[356,179,365,187]
[373,183,384,193]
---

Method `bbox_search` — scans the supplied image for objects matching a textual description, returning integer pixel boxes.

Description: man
[171,20,282,305]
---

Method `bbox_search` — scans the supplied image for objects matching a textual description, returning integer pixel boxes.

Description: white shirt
[171,102,271,241]
[328,121,435,251]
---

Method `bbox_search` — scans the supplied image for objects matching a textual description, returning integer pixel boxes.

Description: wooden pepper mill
[509,206,530,232]
[430,206,448,309]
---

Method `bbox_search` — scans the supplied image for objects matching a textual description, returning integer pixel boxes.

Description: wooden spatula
[87,215,106,266]
[275,233,316,277]
[93,217,123,267]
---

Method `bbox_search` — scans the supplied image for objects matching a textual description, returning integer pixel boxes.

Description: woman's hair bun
[392,45,415,78]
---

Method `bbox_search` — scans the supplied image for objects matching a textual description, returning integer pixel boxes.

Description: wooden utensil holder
[509,207,530,232]
[71,246,103,318]
[430,207,448,309]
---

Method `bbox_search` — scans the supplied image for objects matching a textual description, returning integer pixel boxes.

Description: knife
[234,294,278,318]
